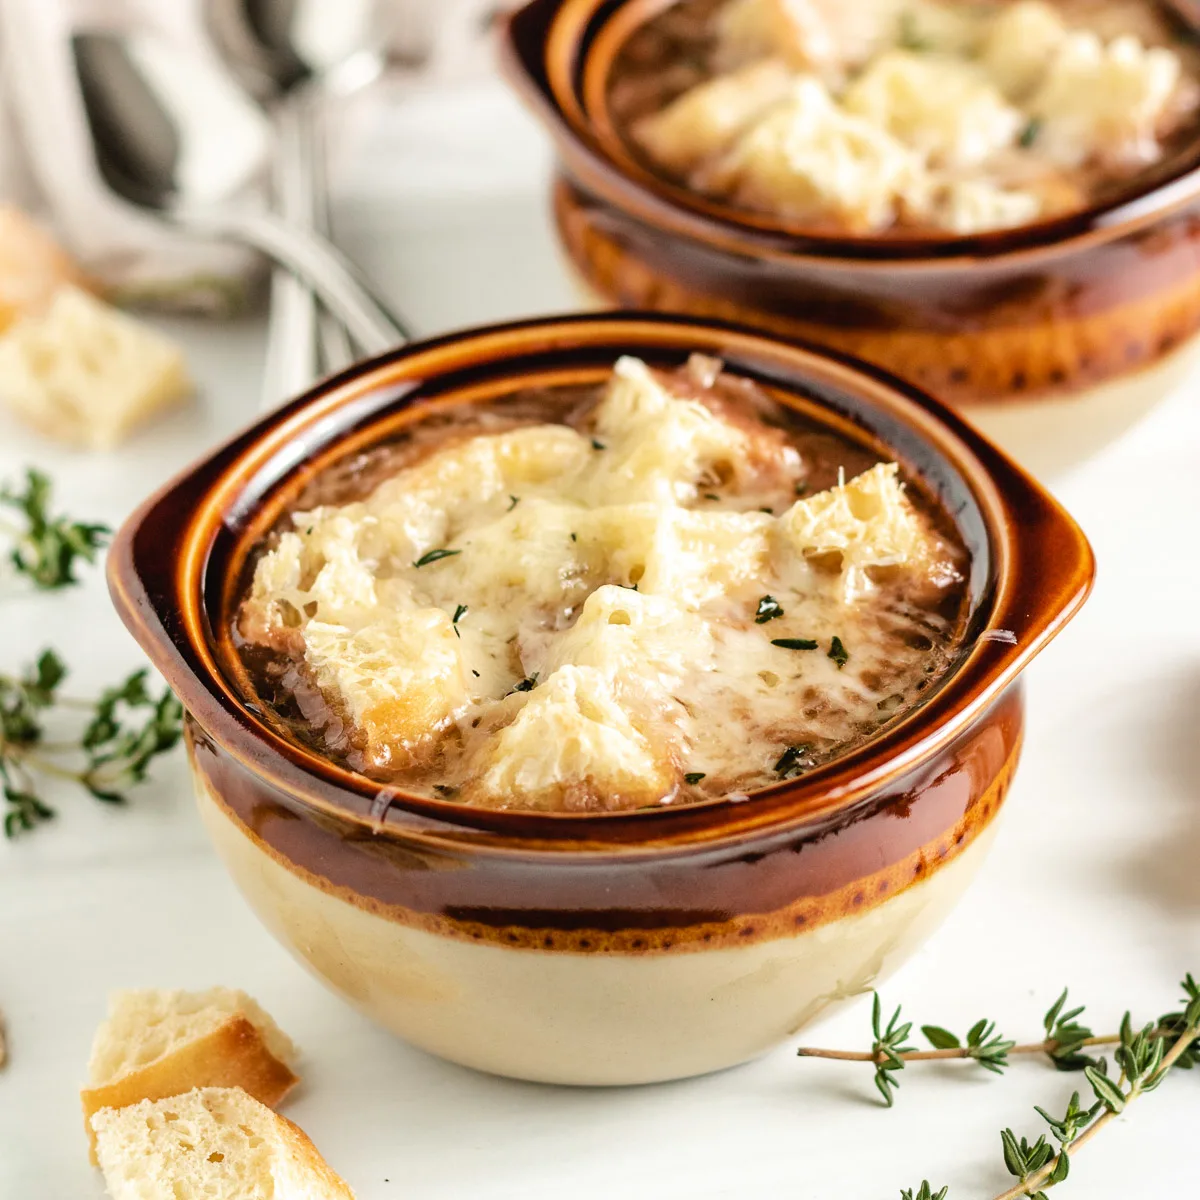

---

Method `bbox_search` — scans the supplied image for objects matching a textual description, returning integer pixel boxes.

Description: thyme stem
[796,1034,1125,1064]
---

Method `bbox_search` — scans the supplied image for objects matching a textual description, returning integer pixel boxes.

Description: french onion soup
[615,0,1200,235]
[234,356,970,813]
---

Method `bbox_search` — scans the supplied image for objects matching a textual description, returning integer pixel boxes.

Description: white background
[1,78,1199,1199]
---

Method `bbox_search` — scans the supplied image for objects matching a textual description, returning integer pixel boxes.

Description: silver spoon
[209,0,387,403]
[71,30,406,357]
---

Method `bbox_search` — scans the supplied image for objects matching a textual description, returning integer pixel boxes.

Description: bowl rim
[108,312,1093,856]
[504,0,1200,266]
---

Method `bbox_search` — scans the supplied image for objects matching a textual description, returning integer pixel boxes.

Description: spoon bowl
[72,29,406,355]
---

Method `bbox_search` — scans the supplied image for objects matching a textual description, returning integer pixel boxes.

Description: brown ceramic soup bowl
[108,314,1092,1086]
[503,0,1200,475]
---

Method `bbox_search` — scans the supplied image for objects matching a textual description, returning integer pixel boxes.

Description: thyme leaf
[754,596,784,624]
[413,548,461,568]
[773,744,811,777]
[828,636,849,669]
[771,637,819,651]
[1019,117,1043,149]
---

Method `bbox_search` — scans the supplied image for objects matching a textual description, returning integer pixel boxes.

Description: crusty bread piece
[0,284,191,447]
[92,1087,355,1200]
[0,205,90,333]
[82,989,299,1159]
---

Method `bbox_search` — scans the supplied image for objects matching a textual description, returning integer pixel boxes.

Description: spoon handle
[172,204,409,356]
[307,96,356,375]
[260,94,320,410]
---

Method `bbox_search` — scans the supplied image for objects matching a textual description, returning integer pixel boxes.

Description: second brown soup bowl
[503,0,1200,476]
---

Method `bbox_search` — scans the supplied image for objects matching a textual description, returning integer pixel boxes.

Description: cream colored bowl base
[197,777,998,1086]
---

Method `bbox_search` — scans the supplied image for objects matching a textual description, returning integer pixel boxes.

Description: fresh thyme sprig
[989,978,1200,1200]
[798,978,1200,1200]
[0,469,110,589]
[797,987,1120,1087]
[0,651,183,837]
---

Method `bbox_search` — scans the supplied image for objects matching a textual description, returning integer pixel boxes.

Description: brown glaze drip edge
[187,685,1022,953]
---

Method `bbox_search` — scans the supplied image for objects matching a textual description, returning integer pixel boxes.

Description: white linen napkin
[0,0,260,309]
[0,0,506,311]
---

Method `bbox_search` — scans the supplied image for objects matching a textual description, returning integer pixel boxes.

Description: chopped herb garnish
[828,636,849,669]
[432,784,459,798]
[513,674,539,693]
[413,548,461,568]
[771,637,819,651]
[759,507,774,515]
[1019,116,1043,148]
[703,493,720,501]
[755,596,784,624]
[774,744,811,777]
[591,438,606,451]
[897,10,932,51]
[452,604,468,637]
[507,495,520,512]
[471,669,481,678]
[684,772,706,785]
[570,532,578,542]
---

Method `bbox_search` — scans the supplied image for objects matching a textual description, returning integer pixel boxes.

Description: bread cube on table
[0,284,191,448]
[92,1087,355,1200]
[81,988,299,1159]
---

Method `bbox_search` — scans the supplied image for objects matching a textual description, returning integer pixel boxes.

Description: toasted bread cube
[92,1087,355,1200]
[778,462,930,594]
[0,285,190,447]
[541,585,711,685]
[304,609,468,769]
[595,504,772,608]
[584,356,754,504]
[716,0,900,76]
[467,665,674,812]
[81,988,298,1160]
[632,59,795,175]
[1029,32,1187,169]
[981,0,1068,99]
[933,178,1043,234]
[702,78,929,232]
[367,424,592,561]
[843,51,1023,168]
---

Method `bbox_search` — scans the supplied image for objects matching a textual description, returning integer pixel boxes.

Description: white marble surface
[2,78,1199,1200]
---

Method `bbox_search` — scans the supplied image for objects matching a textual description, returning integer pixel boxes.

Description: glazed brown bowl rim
[504,0,1200,265]
[108,312,1093,856]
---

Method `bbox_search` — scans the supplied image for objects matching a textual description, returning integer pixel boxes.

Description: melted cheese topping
[627,0,1200,235]
[238,357,967,812]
